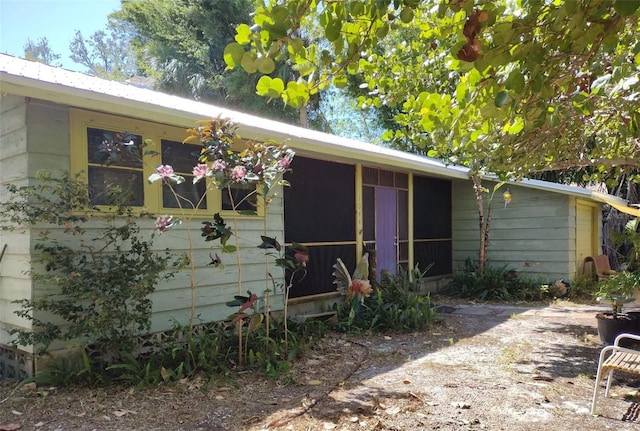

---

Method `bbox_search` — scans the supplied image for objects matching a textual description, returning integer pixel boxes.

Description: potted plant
[595,270,640,344]
[611,217,640,272]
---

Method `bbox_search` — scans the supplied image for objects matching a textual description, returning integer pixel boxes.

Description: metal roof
[1,54,638,216]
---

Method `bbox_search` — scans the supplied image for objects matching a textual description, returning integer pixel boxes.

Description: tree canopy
[224,0,640,183]
[23,37,61,66]
[113,0,301,123]
[69,19,138,79]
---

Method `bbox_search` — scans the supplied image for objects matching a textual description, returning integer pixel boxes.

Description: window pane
[87,128,142,168]
[362,167,378,185]
[363,186,375,241]
[379,169,394,187]
[163,177,207,209]
[395,172,408,188]
[413,176,452,239]
[398,190,408,240]
[399,241,409,261]
[161,139,200,173]
[284,157,356,242]
[88,167,144,206]
[222,184,256,212]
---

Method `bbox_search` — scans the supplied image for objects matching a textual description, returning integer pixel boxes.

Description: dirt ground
[3,298,640,431]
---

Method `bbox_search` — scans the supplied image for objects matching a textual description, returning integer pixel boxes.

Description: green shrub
[566,274,599,299]
[335,266,437,332]
[1,171,178,358]
[446,258,557,302]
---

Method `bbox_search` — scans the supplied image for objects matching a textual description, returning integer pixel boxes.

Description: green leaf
[256,57,276,74]
[237,209,257,216]
[614,0,640,16]
[505,71,525,92]
[282,81,309,108]
[400,7,414,23]
[491,22,514,46]
[350,1,364,16]
[221,245,237,253]
[256,76,284,99]
[376,22,390,38]
[247,313,264,333]
[223,43,245,69]
[240,51,258,73]
[325,18,342,42]
[333,74,348,88]
[494,90,509,107]
[225,300,241,308]
[234,24,252,45]
[506,118,524,135]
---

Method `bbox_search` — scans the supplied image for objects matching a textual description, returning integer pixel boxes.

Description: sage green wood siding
[452,179,579,282]
[147,206,286,332]
[0,95,33,350]
[0,97,287,356]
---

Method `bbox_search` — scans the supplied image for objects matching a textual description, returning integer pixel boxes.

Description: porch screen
[284,157,356,297]
[413,176,452,276]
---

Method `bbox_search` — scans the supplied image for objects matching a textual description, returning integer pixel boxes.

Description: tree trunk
[471,174,497,276]
[299,104,308,128]
[471,174,487,276]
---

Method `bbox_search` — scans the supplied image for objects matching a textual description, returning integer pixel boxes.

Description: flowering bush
[148,117,307,365]
[2,171,176,358]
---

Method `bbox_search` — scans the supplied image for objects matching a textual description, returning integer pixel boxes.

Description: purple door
[375,187,397,280]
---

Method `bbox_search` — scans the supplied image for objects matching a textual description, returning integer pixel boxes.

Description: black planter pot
[596,312,639,345]
[626,310,640,335]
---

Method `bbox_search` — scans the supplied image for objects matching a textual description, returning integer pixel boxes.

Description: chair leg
[604,369,614,398]
[592,367,604,415]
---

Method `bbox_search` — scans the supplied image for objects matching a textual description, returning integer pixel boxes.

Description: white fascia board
[0,54,468,180]
[2,54,637,213]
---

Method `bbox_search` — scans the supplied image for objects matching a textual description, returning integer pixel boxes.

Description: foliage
[446,258,553,302]
[26,348,99,387]
[224,0,640,278]
[595,270,640,316]
[112,0,300,123]
[332,253,374,325]
[225,0,640,185]
[26,316,325,387]
[23,37,61,66]
[335,265,436,332]
[566,274,600,300]
[1,171,176,356]
[102,319,235,388]
[69,19,138,79]
[150,117,309,368]
[611,217,640,271]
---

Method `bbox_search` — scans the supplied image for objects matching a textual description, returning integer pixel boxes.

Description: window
[86,127,145,206]
[160,139,208,210]
[222,183,258,212]
[70,109,260,216]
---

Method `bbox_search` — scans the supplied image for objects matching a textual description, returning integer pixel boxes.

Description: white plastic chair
[591,333,640,415]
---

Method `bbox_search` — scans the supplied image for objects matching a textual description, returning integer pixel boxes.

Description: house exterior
[1,54,637,378]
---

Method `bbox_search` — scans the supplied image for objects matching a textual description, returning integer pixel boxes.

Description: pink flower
[155,215,174,233]
[231,165,247,181]
[277,157,291,169]
[294,251,309,267]
[149,165,185,184]
[192,163,211,183]
[213,159,227,171]
[348,279,373,300]
[156,165,174,177]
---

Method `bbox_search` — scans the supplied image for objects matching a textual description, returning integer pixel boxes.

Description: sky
[0,0,121,71]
